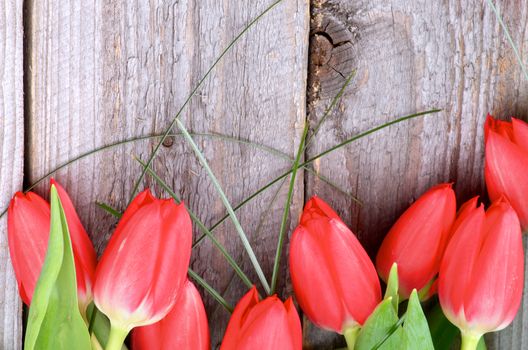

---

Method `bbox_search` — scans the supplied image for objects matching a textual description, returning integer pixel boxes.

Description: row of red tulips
[6,115,528,349]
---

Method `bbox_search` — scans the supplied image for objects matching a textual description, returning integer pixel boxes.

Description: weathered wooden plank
[0,0,24,347]
[26,0,308,347]
[306,0,528,348]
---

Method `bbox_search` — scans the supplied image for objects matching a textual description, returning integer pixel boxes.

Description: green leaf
[356,298,405,350]
[427,301,459,350]
[24,185,91,350]
[477,337,487,350]
[384,263,399,312]
[403,290,434,350]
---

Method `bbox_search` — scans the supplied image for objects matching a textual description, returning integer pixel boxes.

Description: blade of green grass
[309,170,360,204]
[0,131,354,219]
[95,202,122,218]
[304,110,440,164]
[304,69,356,149]
[176,119,271,294]
[486,0,528,81]
[188,268,233,313]
[270,123,309,295]
[134,158,254,290]
[192,109,440,248]
[128,0,285,205]
[254,177,288,241]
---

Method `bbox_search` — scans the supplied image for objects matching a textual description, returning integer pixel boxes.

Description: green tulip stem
[344,325,360,350]
[461,331,482,350]
[105,324,129,350]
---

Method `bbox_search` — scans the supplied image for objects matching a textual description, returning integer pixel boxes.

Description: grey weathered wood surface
[305,0,528,349]
[0,0,24,347]
[25,0,308,347]
[0,0,525,349]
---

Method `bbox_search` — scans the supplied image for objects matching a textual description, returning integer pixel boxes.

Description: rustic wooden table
[1,0,527,348]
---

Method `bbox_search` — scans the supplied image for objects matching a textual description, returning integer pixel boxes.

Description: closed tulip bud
[485,115,528,231]
[376,184,456,299]
[132,280,210,350]
[289,196,381,342]
[220,286,302,350]
[438,197,524,350]
[7,179,97,315]
[94,189,192,348]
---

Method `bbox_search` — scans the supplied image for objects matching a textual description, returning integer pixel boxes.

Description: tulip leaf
[477,337,487,350]
[427,301,459,350]
[402,290,434,350]
[24,186,91,350]
[384,263,399,312]
[356,298,405,350]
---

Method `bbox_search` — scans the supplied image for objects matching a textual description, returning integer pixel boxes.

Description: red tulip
[94,189,192,335]
[220,286,302,350]
[485,115,528,231]
[289,196,381,335]
[7,180,97,314]
[376,184,456,298]
[439,197,524,347]
[131,280,210,350]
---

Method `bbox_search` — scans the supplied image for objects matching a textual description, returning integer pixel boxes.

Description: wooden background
[1,0,528,348]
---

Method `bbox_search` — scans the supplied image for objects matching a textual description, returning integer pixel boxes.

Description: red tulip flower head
[132,280,210,350]
[94,189,192,332]
[376,183,456,299]
[7,179,97,315]
[220,286,302,350]
[485,115,528,231]
[439,197,524,345]
[289,196,381,334]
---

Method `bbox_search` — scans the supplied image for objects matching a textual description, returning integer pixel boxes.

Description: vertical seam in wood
[23,0,33,189]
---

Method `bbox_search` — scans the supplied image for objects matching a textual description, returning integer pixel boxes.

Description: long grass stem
[176,119,271,294]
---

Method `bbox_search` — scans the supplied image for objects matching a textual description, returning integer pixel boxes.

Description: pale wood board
[0,0,24,347]
[21,0,528,348]
[305,0,528,348]
[25,0,309,347]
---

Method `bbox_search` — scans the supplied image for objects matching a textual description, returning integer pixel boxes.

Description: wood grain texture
[306,0,528,348]
[0,0,24,347]
[26,0,309,347]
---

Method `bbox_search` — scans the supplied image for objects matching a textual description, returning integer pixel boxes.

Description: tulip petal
[7,192,50,305]
[94,196,192,329]
[300,195,341,225]
[376,184,456,297]
[485,114,514,142]
[512,118,528,153]
[289,224,344,331]
[221,288,301,350]
[464,200,524,332]
[235,297,290,349]
[284,297,303,350]
[290,216,380,331]
[132,280,210,350]
[438,204,485,329]
[485,130,528,228]
[220,286,259,349]
[117,189,156,229]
